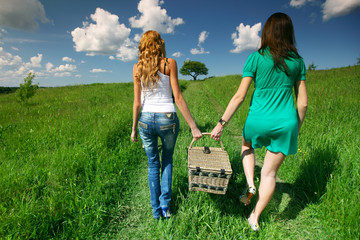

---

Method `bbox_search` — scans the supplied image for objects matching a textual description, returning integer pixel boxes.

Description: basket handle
[189,133,224,150]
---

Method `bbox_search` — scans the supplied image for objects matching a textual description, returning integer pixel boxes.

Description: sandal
[248,222,259,231]
[240,186,256,206]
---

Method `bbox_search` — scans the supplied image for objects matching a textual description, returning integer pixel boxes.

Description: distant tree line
[0,87,18,94]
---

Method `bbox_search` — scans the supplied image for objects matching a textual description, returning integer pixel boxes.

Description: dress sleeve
[297,58,307,81]
[242,52,257,78]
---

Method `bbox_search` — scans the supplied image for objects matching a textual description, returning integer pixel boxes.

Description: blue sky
[0,0,359,87]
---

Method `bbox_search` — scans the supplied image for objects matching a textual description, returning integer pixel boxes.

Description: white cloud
[191,31,210,55]
[322,0,360,21]
[230,23,261,53]
[71,8,130,54]
[290,0,308,7]
[11,47,19,51]
[28,54,42,68]
[0,47,46,84]
[290,0,360,21]
[71,8,137,62]
[134,34,142,42]
[62,57,75,62]
[0,0,49,32]
[109,56,115,60]
[52,64,77,72]
[45,63,77,78]
[45,62,77,73]
[0,47,79,85]
[116,38,138,62]
[190,48,210,55]
[198,31,209,44]
[172,52,183,58]
[90,68,110,73]
[54,72,71,77]
[0,47,23,68]
[129,0,184,34]
[0,47,42,73]
[46,62,54,72]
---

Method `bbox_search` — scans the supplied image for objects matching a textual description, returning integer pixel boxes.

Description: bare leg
[241,137,255,188]
[248,150,285,227]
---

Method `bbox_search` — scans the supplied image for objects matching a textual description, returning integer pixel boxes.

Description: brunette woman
[211,13,308,231]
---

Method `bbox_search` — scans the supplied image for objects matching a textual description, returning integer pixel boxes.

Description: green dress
[242,49,306,155]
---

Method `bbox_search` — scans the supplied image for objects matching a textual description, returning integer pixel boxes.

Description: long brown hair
[259,12,300,75]
[137,30,166,89]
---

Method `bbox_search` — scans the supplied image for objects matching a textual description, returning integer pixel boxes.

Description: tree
[357,57,360,65]
[16,72,38,103]
[308,62,317,71]
[180,60,208,80]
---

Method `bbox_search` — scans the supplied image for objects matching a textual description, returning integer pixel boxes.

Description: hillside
[0,66,359,239]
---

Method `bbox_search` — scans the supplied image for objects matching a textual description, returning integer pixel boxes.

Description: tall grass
[0,83,145,238]
[0,66,359,239]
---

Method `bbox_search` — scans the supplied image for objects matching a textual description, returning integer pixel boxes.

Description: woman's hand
[131,129,138,142]
[191,127,202,141]
[210,123,223,141]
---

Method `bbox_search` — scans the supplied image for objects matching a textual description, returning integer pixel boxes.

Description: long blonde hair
[137,30,166,89]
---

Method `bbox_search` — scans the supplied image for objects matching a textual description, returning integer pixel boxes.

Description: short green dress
[242,48,306,155]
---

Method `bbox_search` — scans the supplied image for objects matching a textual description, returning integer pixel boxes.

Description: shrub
[16,72,38,103]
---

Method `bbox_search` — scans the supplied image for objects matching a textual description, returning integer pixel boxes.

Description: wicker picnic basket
[187,133,232,194]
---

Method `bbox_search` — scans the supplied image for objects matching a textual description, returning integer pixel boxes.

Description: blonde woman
[131,30,202,220]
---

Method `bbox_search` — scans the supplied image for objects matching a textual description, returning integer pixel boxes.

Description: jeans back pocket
[138,121,148,129]
[160,123,176,134]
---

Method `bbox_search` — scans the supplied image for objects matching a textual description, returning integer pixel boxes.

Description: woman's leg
[248,150,285,225]
[138,114,162,219]
[157,113,179,211]
[242,137,255,188]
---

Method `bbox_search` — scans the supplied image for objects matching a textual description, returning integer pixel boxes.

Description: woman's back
[141,71,176,113]
[243,48,306,118]
[242,48,306,155]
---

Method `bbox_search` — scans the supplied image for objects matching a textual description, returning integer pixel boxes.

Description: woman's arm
[131,64,142,142]
[210,76,252,140]
[168,58,202,140]
[295,80,308,133]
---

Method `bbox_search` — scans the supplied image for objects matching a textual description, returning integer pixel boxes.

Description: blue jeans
[138,112,179,218]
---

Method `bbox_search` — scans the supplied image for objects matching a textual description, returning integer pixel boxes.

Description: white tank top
[141,71,176,113]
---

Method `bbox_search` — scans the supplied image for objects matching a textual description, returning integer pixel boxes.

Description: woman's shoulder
[165,58,177,71]
[245,50,264,64]
[133,63,138,71]
[247,50,265,59]
[166,58,176,64]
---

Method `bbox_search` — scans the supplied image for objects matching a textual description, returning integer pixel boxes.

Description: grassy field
[0,65,359,239]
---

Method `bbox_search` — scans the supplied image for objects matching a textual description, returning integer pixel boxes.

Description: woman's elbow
[133,101,141,110]
[174,94,184,105]
[298,100,308,111]
[232,94,245,105]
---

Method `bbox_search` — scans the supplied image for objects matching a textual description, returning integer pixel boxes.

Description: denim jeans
[138,112,179,218]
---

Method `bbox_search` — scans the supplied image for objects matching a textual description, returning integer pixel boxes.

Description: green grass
[1,66,359,239]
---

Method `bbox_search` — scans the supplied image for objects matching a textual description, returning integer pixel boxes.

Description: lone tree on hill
[16,72,38,103]
[180,60,208,80]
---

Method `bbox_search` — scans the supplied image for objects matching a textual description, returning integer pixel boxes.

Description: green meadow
[0,65,359,239]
